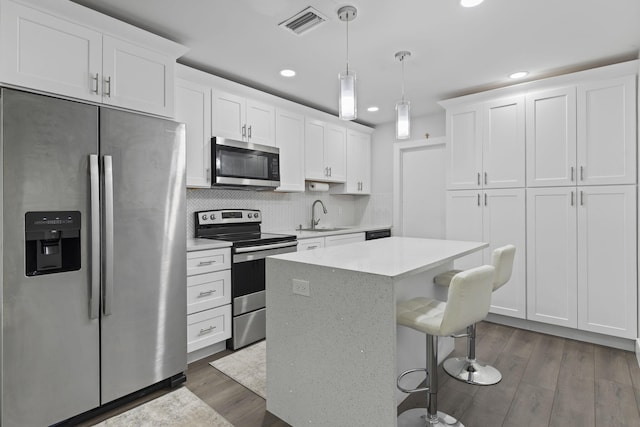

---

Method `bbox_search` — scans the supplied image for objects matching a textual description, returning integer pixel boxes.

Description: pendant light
[395,51,411,139]
[338,6,357,120]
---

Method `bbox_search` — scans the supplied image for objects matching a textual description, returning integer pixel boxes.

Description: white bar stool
[433,245,516,386]
[396,264,495,427]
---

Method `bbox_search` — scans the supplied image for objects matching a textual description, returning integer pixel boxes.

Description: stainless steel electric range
[194,209,297,349]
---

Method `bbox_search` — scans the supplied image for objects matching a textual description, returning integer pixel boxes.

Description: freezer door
[99,108,186,404]
[1,89,100,426]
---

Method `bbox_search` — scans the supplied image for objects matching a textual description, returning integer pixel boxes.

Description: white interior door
[393,138,446,238]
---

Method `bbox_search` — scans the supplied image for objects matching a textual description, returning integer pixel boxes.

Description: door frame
[393,137,446,236]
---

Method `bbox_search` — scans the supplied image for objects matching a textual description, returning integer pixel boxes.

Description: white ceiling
[71,0,640,127]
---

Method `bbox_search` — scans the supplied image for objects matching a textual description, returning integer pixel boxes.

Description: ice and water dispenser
[25,211,81,276]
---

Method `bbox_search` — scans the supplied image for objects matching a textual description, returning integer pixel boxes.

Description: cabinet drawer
[187,247,230,275]
[297,237,325,251]
[187,304,231,353]
[187,270,231,314]
[325,232,365,247]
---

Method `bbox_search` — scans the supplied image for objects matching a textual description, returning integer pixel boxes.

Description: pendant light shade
[338,6,357,120]
[395,51,411,139]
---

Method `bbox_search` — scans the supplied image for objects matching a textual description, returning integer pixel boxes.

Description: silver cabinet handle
[484,193,487,206]
[91,73,99,94]
[197,260,216,266]
[580,190,584,206]
[329,167,332,177]
[199,325,216,335]
[103,155,114,316]
[198,290,216,297]
[580,166,584,181]
[324,167,329,177]
[477,193,480,206]
[89,155,100,319]
[571,191,574,206]
[484,172,487,185]
[307,245,318,250]
[104,76,111,97]
[570,166,574,181]
[248,125,252,139]
[242,124,247,138]
[477,172,481,186]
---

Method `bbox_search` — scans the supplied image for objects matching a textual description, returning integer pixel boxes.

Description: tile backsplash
[186,188,392,236]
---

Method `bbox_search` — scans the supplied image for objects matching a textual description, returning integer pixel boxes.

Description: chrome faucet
[311,200,328,230]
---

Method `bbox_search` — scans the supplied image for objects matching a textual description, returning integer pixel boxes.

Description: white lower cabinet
[526,185,637,338]
[297,232,365,251]
[446,188,526,319]
[186,247,232,354]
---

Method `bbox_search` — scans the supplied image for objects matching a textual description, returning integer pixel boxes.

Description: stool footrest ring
[396,368,429,394]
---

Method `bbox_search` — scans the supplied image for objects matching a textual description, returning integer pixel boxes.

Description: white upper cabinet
[577,75,636,186]
[175,78,211,188]
[102,36,175,117]
[446,96,524,190]
[211,90,275,146]
[332,130,371,194]
[0,1,102,103]
[446,104,483,190]
[304,118,346,183]
[526,87,577,187]
[0,0,184,117]
[482,96,525,188]
[274,108,305,192]
[527,75,636,187]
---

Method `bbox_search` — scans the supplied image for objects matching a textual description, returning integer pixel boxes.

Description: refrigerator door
[99,108,186,403]
[1,89,100,426]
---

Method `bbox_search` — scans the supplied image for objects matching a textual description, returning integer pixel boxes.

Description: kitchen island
[265,236,487,427]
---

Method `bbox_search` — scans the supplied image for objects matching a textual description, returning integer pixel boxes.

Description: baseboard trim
[485,313,635,352]
[187,341,227,364]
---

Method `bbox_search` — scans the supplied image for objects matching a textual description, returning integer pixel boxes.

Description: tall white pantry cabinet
[441,61,638,340]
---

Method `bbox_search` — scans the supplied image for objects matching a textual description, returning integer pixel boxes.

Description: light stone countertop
[269,236,488,279]
[186,238,232,251]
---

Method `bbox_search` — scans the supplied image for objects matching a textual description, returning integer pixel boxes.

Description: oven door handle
[234,241,298,254]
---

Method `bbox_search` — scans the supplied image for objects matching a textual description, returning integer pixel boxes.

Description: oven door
[232,240,298,316]
[213,137,280,189]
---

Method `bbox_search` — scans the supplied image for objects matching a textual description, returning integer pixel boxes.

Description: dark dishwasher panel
[365,229,391,240]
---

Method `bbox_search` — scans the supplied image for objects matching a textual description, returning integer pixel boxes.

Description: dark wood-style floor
[81,321,640,427]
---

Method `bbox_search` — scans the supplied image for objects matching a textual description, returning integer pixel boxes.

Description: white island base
[265,237,487,427]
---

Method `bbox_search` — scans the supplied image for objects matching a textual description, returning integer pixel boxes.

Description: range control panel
[195,209,261,226]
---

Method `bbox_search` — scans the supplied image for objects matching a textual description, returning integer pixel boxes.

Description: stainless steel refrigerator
[0,88,187,426]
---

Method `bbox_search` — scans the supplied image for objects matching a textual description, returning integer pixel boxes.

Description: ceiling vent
[279,6,327,36]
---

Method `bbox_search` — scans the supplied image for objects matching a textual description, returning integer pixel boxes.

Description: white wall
[357,112,447,228]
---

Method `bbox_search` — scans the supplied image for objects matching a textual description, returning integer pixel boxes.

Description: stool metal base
[398,408,464,426]
[443,357,502,385]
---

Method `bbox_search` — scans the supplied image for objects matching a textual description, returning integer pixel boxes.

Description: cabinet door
[526,87,577,187]
[343,130,371,194]
[176,79,211,188]
[526,187,577,328]
[483,189,526,318]
[577,186,636,338]
[304,118,327,180]
[446,104,482,190]
[102,35,174,117]
[275,109,305,192]
[297,238,325,251]
[445,190,483,270]
[246,100,275,146]
[325,124,347,182]
[577,76,636,186]
[483,96,525,188]
[212,90,245,140]
[0,1,102,103]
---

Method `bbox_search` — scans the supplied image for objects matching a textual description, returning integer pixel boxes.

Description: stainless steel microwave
[211,137,280,190]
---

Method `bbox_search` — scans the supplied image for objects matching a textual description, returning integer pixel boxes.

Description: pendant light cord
[400,56,405,102]
[346,19,350,74]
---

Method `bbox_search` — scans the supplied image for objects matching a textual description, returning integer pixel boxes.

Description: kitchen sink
[299,227,348,232]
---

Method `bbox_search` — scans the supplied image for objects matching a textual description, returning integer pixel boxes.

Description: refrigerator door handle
[89,154,100,319]
[103,155,114,316]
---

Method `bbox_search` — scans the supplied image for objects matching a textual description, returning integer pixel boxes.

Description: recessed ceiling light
[280,69,296,77]
[460,0,484,7]
[509,71,529,79]
[367,106,379,112]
